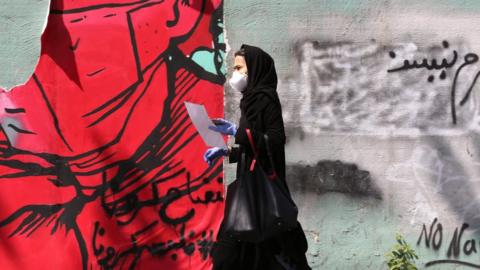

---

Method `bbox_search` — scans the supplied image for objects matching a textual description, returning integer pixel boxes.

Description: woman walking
[203,44,311,270]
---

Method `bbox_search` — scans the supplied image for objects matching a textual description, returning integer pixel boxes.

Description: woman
[203,44,311,270]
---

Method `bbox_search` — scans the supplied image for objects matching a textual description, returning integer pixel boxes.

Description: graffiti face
[0,0,226,269]
[1,0,205,158]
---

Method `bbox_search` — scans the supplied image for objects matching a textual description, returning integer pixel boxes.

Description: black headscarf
[239,44,282,125]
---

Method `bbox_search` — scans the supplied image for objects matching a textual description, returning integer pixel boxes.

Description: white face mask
[229,71,248,92]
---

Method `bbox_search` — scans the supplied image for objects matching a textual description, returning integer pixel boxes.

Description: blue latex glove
[203,147,228,166]
[208,118,237,136]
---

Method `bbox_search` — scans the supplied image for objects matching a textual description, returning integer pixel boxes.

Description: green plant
[385,233,419,270]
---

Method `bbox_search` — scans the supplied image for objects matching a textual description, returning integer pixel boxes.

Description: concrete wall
[3,0,480,269]
[224,1,480,269]
[0,0,50,90]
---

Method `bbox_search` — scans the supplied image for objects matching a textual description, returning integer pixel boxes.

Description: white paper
[184,101,227,148]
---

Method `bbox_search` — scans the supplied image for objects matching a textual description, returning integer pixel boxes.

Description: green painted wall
[0,0,49,90]
[224,1,480,269]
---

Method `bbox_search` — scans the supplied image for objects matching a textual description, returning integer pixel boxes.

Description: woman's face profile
[233,55,248,76]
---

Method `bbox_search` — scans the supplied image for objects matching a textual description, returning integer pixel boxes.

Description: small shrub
[385,233,419,270]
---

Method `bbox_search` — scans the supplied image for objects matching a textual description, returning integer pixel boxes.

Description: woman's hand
[203,146,229,166]
[208,118,237,136]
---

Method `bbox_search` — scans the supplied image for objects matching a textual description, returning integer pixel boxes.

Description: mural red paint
[0,0,225,269]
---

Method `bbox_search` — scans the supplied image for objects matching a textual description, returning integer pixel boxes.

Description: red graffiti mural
[0,0,225,269]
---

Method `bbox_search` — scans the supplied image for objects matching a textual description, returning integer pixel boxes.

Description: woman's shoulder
[256,91,281,112]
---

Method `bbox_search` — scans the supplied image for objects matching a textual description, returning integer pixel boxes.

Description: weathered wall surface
[224,1,480,269]
[0,0,50,90]
[3,0,480,269]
